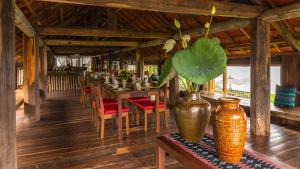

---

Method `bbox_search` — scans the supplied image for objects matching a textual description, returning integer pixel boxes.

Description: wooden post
[40,45,48,100]
[120,55,124,70]
[169,76,179,105]
[223,69,228,94]
[24,34,41,122]
[250,17,271,136]
[108,8,117,29]
[136,48,144,78]
[0,0,16,168]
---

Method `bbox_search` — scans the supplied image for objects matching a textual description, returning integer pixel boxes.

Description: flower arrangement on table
[116,70,131,88]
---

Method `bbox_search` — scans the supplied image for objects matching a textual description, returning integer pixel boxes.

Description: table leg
[156,145,166,169]
[117,96,123,141]
[155,90,160,133]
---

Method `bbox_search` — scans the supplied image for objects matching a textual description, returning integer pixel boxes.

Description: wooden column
[24,34,40,122]
[169,76,180,105]
[250,17,271,136]
[0,1,16,168]
[136,48,144,78]
[40,45,48,100]
[108,8,117,29]
[223,69,228,94]
[120,55,125,70]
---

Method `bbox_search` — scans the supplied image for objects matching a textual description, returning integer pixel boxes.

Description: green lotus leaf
[172,38,226,84]
[157,57,176,88]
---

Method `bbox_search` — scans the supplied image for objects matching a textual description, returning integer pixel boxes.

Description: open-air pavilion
[1,0,300,168]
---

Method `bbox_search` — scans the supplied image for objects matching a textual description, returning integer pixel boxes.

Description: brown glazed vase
[213,97,247,164]
[174,93,211,142]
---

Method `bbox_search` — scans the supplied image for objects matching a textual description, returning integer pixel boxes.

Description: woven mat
[166,133,295,169]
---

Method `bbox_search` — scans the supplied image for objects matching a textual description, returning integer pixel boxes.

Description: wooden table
[156,134,296,169]
[96,82,161,141]
[156,136,210,169]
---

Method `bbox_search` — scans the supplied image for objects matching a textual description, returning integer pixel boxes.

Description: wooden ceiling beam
[36,26,171,39]
[15,5,36,37]
[252,0,300,52]
[44,39,139,47]
[261,2,300,22]
[99,18,251,56]
[35,0,262,18]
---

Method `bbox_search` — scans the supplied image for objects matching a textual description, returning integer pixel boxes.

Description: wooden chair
[90,83,118,127]
[79,77,91,107]
[126,97,150,124]
[94,86,129,139]
[130,86,169,133]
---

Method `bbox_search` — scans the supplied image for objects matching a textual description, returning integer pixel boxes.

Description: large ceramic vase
[213,97,247,164]
[174,93,211,142]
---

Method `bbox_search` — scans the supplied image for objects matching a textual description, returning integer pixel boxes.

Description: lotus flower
[181,34,191,48]
[163,39,176,53]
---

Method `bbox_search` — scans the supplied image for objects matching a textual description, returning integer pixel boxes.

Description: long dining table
[93,80,163,141]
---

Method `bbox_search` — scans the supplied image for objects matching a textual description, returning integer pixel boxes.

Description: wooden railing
[16,67,24,88]
[227,89,251,98]
[47,72,81,92]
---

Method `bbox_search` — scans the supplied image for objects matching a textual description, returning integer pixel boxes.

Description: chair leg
[136,108,140,126]
[144,111,148,133]
[164,109,169,128]
[126,113,129,136]
[95,114,99,132]
[100,118,105,139]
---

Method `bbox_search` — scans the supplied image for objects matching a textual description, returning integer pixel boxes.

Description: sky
[216,66,281,94]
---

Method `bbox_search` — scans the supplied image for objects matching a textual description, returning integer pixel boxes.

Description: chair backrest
[90,83,97,104]
[79,76,88,88]
[94,85,105,116]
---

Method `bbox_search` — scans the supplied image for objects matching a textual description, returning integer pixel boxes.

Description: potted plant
[157,6,227,142]
[116,70,130,88]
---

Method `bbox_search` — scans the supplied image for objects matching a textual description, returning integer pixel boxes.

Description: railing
[16,67,24,88]
[47,71,81,92]
[227,89,251,99]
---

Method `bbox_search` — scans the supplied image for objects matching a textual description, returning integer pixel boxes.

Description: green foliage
[172,38,226,85]
[116,70,130,82]
[157,57,176,88]
[157,38,227,90]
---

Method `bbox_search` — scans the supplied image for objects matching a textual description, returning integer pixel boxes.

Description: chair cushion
[134,100,165,110]
[103,98,118,105]
[103,105,129,115]
[84,87,91,94]
[126,97,150,102]
[274,85,297,108]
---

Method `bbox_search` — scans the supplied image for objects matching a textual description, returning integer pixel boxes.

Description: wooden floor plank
[16,92,300,168]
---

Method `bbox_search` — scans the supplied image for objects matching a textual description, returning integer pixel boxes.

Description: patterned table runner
[166,133,295,169]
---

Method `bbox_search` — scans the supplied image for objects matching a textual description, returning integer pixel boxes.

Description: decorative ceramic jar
[174,93,211,142]
[213,97,247,164]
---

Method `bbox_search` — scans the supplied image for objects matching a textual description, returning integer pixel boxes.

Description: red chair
[90,84,117,127]
[133,100,168,133]
[94,86,129,139]
[80,77,91,107]
[126,97,150,124]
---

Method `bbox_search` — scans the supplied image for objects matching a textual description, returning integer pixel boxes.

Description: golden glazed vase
[213,97,247,164]
[174,93,211,142]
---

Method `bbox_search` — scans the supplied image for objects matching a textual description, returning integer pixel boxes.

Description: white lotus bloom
[182,41,188,48]
[163,39,176,53]
[181,34,191,48]
[182,34,191,43]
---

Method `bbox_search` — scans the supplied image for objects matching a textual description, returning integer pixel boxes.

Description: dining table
[93,80,164,141]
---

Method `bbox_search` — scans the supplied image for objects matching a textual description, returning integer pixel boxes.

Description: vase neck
[219,97,240,110]
[188,93,201,101]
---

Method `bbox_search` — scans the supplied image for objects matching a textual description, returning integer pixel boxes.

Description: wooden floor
[16,92,300,169]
